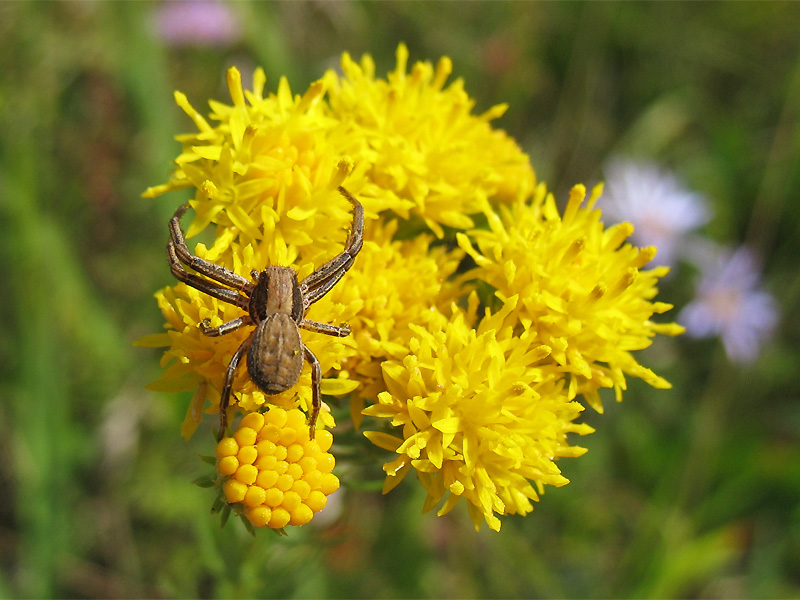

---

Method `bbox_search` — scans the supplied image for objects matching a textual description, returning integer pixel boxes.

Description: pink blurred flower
[154,0,241,47]
[601,159,710,267]
[679,247,778,364]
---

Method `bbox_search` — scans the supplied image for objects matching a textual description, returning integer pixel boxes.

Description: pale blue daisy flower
[154,0,241,47]
[602,159,710,267]
[679,246,778,364]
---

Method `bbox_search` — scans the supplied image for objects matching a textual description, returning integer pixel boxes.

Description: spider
[167,186,363,441]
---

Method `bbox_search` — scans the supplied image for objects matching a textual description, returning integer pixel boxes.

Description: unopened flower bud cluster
[215,408,340,529]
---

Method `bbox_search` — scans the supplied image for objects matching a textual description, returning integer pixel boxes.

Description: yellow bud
[235,464,258,485]
[256,439,276,456]
[291,480,311,499]
[234,427,258,447]
[215,437,239,458]
[278,428,298,446]
[269,507,291,529]
[217,456,239,476]
[237,445,257,465]
[256,469,278,489]
[264,408,288,428]
[304,471,322,489]
[298,456,318,474]
[245,506,272,528]
[281,490,302,512]
[315,430,334,452]
[240,412,265,432]
[286,444,304,463]
[316,453,336,474]
[305,490,328,513]
[261,424,281,443]
[285,463,302,481]
[319,472,340,495]
[274,445,288,461]
[276,473,294,492]
[256,455,277,471]
[286,409,307,435]
[265,487,284,508]
[224,479,247,503]
[289,503,314,526]
[244,485,267,508]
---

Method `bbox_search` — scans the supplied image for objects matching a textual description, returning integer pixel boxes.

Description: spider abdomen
[247,313,304,394]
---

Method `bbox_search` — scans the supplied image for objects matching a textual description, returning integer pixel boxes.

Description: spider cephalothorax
[167,187,364,440]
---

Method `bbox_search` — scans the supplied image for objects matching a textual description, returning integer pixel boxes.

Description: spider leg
[169,204,253,292]
[200,315,253,337]
[299,187,364,308]
[168,241,250,310]
[303,344,322,441]
[300,319,350,337]
[217,333,255,441]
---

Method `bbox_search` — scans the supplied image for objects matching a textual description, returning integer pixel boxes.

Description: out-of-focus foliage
[0,2,798,598]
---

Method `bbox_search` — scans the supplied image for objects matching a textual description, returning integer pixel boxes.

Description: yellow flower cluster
[216,408,339,529]
[141,44,681,532]
[365,296,593,532]
[457,183,685,413]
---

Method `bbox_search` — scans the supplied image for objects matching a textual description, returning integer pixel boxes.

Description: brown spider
[167,186,363,441]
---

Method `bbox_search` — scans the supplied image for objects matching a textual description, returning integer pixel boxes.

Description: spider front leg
[169,204,253,293]
[299,187,364,308]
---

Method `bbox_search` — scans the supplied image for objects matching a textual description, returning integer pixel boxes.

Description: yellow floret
[276,473,294,492]
[264,408,288,428]
[298,456,318,474]
[256,454,277,471]
[305,490,328,513]
[286,444,304,463]
[290,504,314,526]
[278,428,298,446]
[269,508,291,529]
[319,472,340,495]
[265,487,284,508]
[286,463,303,481]
[234,427,257,447]
[237,445,257,465]
[235,464,258,485]
[291,480,312,499]
[256,470,278,489]
[256,439,276,456]
[260,424,282,444]
[315,430,334,452]
[224,479,247,503]
[215,437,239,458]
[281,490,302,512]
[316,454,336,473]
[245,506,272,528]
[244,485,267,508]
[285,409,307,433]
[240,412,265,431]
[217,456,239,476]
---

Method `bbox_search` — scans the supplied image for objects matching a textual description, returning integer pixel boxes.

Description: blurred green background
[1,2,799,598]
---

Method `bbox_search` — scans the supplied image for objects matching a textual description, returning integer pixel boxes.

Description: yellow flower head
[324,43,536,237]
[457,183,685,413]
[365,296,593,532]
[215,408,340,529]
[139,45,682,533]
